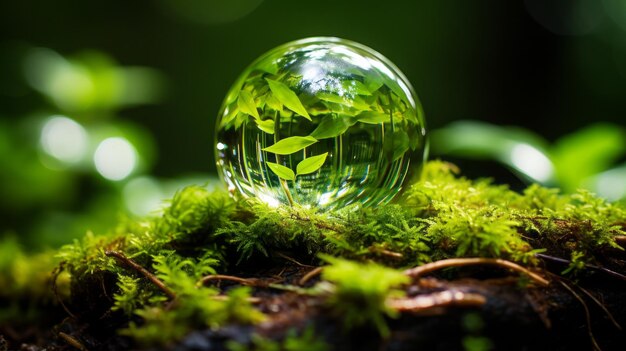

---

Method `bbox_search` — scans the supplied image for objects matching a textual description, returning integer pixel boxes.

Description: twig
[105,250,176,299]
[299,267,323,286]
[403,258,550,287]
[210,295,262,304]
[368,246,404,259]
[577,286,622,331]
[275,252,314,267]
[536,253,626,282]
[615,236,626,245]
[197,274,260,287]
[58,332,87,351]
[559,280,602,351]
[387,290,486,312]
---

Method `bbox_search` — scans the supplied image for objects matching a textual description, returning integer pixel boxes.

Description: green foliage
[156,185,235,238]
[320,255,408,337]
[122,254,263,346]
[0,237,63,299]
[112,275,153,316]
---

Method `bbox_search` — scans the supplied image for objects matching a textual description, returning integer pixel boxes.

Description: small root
[578,286,622,331]
[210,295,262,304]
[105,250,176,299]
[536,253,626,282]
[274,252,314,267]
[368,246,404,259]
[58,332,87,351]
[197,274,263,288]
[299,267,323,286]
[559,280,602,351]
[404,258,550,287]
[387,290,486,313]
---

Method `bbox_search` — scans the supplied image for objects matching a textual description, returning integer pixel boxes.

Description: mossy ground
[2,161,626,350]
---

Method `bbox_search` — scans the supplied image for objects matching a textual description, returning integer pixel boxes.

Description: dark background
[3,0,624,177]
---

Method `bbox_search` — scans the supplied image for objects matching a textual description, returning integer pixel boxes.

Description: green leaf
[384,130,410,161]
[237,91,259,119]
[310,115,354,139]
[262,136,318,155]
[317,92,348,105]
[234,112,249,130]
[220,104,239,127]
[265,93,283,111]
[364,74,384,93]
[342,80,372,96]
[266,162,295,181]
[552,123,626,192]
[355,111,389,125]
[254,118,275,134]
[296,152,328,176]
[265,79,311,120]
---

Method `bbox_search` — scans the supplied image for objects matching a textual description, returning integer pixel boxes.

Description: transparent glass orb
[215,37,427,209]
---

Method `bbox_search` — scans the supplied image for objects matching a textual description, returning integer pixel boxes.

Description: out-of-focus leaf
[430,121,554,183]
[551,123,626,192]
[589,163,626,201]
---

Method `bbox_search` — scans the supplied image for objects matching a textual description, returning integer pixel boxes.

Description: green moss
[320,255,409,337]
[14,160,621,346]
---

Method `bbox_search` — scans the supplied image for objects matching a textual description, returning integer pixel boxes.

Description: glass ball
[215,37,427,209]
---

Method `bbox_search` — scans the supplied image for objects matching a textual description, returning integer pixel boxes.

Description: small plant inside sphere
[215,37,427,209]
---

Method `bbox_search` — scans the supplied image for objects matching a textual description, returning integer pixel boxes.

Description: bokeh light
[592,165,626,201]
[40,115,89,165]
[24,48,95,111]
[94,137,138,181]
[123,176,165,216]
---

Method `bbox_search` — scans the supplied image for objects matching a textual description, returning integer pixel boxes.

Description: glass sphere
[215,37,427,209]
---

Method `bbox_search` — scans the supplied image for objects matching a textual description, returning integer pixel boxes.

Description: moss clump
[320,255,409,337]
[8,160,622,348]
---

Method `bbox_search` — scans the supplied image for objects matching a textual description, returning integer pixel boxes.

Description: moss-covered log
[2,161,626,350]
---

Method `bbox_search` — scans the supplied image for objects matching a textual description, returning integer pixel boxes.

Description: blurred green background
[1,0,626,250]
